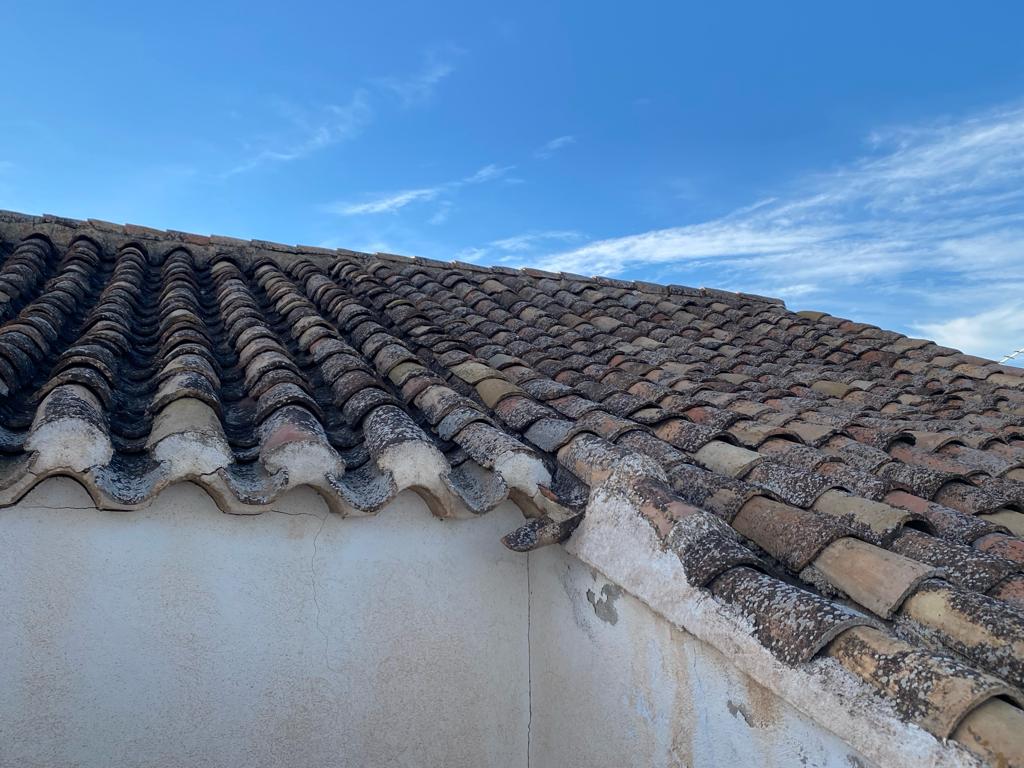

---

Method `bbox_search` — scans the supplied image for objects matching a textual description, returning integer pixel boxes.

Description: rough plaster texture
[0,476,955,768]
[565,487,983,768]
[529,544,876,768]
[0,478,528,768]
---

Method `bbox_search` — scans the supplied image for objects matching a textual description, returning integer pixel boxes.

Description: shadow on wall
[527,544,874,768]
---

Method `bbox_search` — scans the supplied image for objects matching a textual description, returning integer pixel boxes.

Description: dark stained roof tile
[711,566,876,664]
[828,625,1021,739]
[3,211,1024,762]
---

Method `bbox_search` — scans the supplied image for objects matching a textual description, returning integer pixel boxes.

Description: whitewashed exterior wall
[0,479,529,768]
[529,544,874,768]
[0,477,874,767]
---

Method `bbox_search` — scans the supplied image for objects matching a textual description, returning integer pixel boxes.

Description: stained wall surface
[0,478,529,768]
[528,544,876,768]
[0,478,875,768]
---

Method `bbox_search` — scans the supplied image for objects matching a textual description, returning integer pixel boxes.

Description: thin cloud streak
[489,230,584,252]
[335,188,440,215]
[377,48,461,107]
[535,135,576,159]
[532,105,1024,283]
[223,91,373,177]
[429,201,454,225]
[456,230,585,263]
[224,47,460,177]
[329,163,514,217]
[464,163,515,183]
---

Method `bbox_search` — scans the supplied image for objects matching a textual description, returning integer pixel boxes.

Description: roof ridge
[0,208,787,307]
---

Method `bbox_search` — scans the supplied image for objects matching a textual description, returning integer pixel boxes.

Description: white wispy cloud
[506,103,1024,361]
[456,230,585,263]
[377,48,461,107]
[917,302,1024,361]
[328,163,514,217]
[429,201,454,225]
[224,46,460,176]
[489,230,585,252]
[463,163,515,183]
[223,91,373,177]
[535,135,576,159]
[333,188,440,215]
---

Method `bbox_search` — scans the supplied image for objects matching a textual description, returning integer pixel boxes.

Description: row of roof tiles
[2,213,1024,765]
[0,209,785,305]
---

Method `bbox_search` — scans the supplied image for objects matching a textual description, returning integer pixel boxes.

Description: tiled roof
[2,210,1024,764]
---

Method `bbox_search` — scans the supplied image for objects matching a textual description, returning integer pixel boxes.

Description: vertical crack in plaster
[310,511,335,672]
[273,508,336,672]
[527,551,533,768]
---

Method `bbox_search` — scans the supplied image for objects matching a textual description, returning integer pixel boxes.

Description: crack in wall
[527,551,533,768]
[19,504,99,511]
[310,512,335,672]
[272,508,336,673]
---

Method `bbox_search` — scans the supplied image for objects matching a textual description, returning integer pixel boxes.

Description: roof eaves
[568,491,993,768]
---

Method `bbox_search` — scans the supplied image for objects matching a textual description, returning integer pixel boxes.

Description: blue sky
[3,1,1024,362]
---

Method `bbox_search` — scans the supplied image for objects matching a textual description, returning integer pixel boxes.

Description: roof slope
[2,211,1024,765]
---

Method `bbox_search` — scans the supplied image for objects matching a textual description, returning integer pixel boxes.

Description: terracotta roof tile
[2,211,1024,763]
[711,566,877,664]
[828,625,1022,739]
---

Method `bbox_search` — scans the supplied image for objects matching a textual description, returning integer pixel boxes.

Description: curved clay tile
[3,210,1024,764]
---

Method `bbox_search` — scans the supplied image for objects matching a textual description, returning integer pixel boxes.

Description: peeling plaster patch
[727,699,760,729]
[559,564,598,641]
[586,583,622,624]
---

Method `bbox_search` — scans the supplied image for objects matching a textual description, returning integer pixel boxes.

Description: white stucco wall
[0,477,881,768]
[0,478,529,768]
[528,544,876,768]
